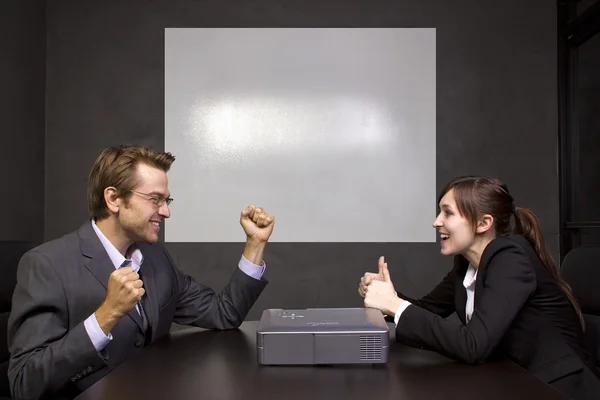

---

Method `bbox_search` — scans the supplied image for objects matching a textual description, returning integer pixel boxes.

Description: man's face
[118,163,171,244]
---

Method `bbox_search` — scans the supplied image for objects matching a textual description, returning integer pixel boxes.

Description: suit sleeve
[396,263,460,318]
[395,243,536,364]
[160,244,268,329]
[7,251,108,400]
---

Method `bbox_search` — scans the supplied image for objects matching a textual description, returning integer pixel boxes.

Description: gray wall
[0,0,46,245]
[44,0,559,321]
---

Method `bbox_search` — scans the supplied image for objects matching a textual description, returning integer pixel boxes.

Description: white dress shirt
[462,264,478,323]
[394,263,477,325]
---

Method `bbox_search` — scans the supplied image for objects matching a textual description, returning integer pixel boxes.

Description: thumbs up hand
[358,256,388,298]
[363,256,403,317]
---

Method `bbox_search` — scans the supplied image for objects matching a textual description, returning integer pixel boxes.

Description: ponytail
[513,207,585,330]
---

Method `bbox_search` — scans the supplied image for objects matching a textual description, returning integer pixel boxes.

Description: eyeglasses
[130,190,174,207]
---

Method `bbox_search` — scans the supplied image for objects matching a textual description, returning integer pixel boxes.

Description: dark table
[76,321,566,400]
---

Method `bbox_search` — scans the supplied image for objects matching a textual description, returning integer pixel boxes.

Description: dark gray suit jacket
[7,222,267,400]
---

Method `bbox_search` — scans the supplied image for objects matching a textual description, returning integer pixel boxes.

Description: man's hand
[363,258,403,317]
[95,267,144,335]
[240,205,275,265]
[358,256,388,298]
[240,205,275,243]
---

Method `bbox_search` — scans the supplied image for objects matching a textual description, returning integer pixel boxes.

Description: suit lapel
[139,255,158,341]
[455,243,499,324]
[473,238,501,297]
[473,251,490,305]
[453,255,469,325]
[125,302,145,331]
[79,222,145,331]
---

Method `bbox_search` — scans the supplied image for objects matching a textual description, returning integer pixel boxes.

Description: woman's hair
[438,175,585,330]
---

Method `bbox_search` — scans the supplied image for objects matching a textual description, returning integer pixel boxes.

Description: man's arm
[241,237,266,267]
[160,244,267,329]
[165,204,272,329]
[7,251,108,400]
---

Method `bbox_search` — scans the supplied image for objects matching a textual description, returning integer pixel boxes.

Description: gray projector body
[257,308,389,365]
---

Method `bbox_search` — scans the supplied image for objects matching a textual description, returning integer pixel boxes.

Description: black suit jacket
[396,235,597,387]
[7,222,267,400]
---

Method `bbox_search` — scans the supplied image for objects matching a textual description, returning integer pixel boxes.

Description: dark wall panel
[0,0,46,244]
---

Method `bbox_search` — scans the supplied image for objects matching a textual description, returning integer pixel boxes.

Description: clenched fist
[95,267,144,334]
[240,205,275,243]
[104,267,145,316]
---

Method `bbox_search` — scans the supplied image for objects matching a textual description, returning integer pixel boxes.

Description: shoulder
[482,235,533,262]
[15,234,78,284]
[20,229,80,266]
[479,235,537,283]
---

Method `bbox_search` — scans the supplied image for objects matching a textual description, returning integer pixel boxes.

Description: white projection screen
[164,28,436,242]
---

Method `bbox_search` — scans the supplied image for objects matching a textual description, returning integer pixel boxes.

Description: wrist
[95,303,123,334]
[388,297,403,317]
[98,302,124,319]
[243,239,266,266]
[245,237,267,247]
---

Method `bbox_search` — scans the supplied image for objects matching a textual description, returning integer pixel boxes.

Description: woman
[358,176,599,399]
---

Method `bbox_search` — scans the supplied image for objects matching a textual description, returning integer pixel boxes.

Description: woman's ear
[476,214,494,234]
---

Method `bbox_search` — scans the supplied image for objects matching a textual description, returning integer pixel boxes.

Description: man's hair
[87,145,175,220]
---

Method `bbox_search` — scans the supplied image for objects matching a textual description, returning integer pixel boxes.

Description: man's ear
[104,187,121,214]
[476,214,494,234]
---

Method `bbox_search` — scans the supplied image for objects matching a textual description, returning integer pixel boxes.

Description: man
[7,145,275,400]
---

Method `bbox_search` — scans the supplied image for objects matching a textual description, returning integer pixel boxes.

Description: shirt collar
[463,264,478,289]
[91,219,144,272]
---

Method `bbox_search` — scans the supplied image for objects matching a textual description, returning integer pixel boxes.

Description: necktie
[122,260,148,332]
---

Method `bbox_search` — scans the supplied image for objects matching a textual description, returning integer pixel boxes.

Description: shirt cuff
[84,313,113,352]
[394,300,412,326]
[238,255,266,280]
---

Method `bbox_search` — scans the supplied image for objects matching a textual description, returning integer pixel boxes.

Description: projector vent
[360,335,383,361]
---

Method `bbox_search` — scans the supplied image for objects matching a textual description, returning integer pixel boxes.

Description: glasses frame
[130,190,173,207]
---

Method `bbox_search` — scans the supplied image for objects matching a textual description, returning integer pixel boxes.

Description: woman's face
[432,189,476,256]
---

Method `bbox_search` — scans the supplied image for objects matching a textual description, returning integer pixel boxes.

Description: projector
[256,308,389,365]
